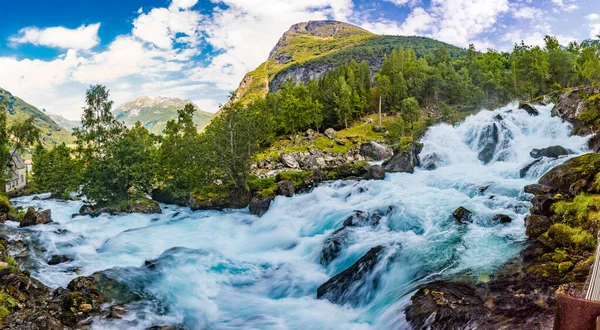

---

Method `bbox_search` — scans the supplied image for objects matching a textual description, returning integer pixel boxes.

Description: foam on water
[7,103,591,329]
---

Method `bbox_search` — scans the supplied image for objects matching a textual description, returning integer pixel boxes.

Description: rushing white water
[5,103,591,330]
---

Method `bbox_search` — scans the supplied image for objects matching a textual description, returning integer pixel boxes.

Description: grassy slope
[0,87,74,148]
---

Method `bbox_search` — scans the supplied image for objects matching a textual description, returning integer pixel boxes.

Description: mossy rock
[539,223,597,252]
[191,186,251,211]
[79,197,161,216]
[539,153,600,194]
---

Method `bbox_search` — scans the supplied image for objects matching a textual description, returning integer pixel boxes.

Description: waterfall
[6,103,590,329]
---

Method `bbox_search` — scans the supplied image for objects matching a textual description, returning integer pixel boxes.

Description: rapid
[4,103,591,329]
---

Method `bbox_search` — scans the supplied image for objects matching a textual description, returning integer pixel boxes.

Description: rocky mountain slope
[46,113,80,132]
[0,88,74,147]
[234,20,466,103]
[113,96,213,135]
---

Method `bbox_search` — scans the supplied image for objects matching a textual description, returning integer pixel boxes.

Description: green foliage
[275,170,314,186]
[541,223,597,251]
[401,97,420,128]
[32,143,81,197]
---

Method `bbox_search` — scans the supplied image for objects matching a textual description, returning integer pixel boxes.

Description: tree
[159,103,207,199]
[32,143,81,198]
[204,100,269,192]
[334,76,354,128]
[401,97,420,128]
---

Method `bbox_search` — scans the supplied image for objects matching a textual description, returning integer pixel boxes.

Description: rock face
[20,208,53,227]
[317,246,384,305]
[551,86,600,135]
[383,141,423,173]
[452,206,473,224]
[530,145,569,159]
[538,153,600,193]
[359,141,392,161]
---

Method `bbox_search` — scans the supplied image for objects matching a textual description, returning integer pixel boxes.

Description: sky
[0,0,599,120]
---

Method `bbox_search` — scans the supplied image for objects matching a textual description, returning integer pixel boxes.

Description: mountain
[0,87,74,147]
[46,112,80,132]
[234,20,467,103]
[113,96,214,135]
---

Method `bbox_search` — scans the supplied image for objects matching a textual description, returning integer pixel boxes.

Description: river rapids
[4,103,591,329]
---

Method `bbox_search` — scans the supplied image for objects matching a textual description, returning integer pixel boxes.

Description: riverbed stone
[20,208,53,227]
[452,206,473,224]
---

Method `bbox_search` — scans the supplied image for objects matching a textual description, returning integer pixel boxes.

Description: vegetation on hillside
[0,88,74,147]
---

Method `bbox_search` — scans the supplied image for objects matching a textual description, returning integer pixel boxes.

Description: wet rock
[365,165,385,180]
[92,271,141,305]
[530,195,556,217]
[359,141,392,161]
[248,196,273,216]
[48,254,73,265]
[129,199,162,214]
[539,153,600,194]
[280,154,299,169]
[421,153,439,170]
[588,133,600,152]
[492,214,512,223]
[530,145,569,159]
[317,246,384,305]
[519,159,542,178]
[151,188,189,207]
[524,184,556,195]
[494,114,503,121]
[190,190,251,211]
[452,206,473,224]
[342,210,382,227]
[324,128,337,139]
[320,228,348,265]
[383,141,423,173]
[478,142,496,164]
[19,207,53,227]
[519,102,539,116]
[276,180,295,197]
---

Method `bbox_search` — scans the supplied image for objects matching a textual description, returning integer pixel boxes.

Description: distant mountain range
[46,112,80,132]
[0,87,74,147]
[113,96,214,135]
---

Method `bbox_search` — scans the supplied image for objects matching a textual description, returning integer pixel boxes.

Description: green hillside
[113,96,214,135]
[0,87,74,147]
[234,21,466,103]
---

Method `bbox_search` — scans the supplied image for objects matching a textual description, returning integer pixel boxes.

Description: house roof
[10,150,25,170]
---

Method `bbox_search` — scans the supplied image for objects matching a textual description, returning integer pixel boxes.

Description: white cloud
[169,0,198,10]
[587,13,600,21]
[9,23,100,50]
[551,0,579,12]
[132,6,204,50]
[384,0,420,7]
[591,24,600,39]
[512,5,542,20]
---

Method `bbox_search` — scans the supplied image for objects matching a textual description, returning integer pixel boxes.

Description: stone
[48,255,73,265]
[366,165,385,180]
[359,141,392,161]
[383,142,423,173]
[519,102,539,116]
[277,180,295,197]
[20,208,53,227]
[248,196,273,216]
[589,133,600,152]
[524,184,556,195]
[280,154,299,169]
[324,128,337,139]
[530,145,569,159]
[520,159,542,178]
[539,153,600,194]
[320,228,348,266]
[452,206,473,224]
[478,142,496,164]
[551,86,600,135]
[492,214,512,223]
[372,126,386,133]
[530,195,556,217]
[317,246,384,305]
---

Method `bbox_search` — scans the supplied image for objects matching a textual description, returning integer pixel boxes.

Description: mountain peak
[268,20,373,63]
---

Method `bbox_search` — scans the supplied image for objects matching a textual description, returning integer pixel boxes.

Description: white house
[5,151,26,192]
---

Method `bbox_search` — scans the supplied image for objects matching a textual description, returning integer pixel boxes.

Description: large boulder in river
[20,207,53,227]
[530,145,569,159]
[383,141,423,173]
[452,206,472,224]
[492,214,512,223]
[538,153,600,194]
[248,196,273,216]
[277,180,295,197]
[359,141,392,161]
[317,246,384,305]
[519,102,539,116]
[365,165,385,180]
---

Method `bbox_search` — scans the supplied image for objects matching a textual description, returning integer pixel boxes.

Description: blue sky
[0,0,599,120]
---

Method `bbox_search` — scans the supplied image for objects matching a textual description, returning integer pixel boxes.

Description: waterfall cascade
[6,103,590,329]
